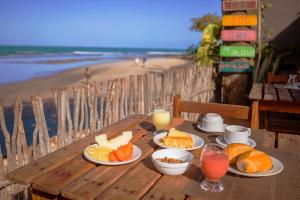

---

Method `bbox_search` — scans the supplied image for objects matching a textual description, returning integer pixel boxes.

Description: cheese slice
[95,131,132,150]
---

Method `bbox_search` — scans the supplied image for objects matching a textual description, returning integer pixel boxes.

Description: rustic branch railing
[0,64,214,198]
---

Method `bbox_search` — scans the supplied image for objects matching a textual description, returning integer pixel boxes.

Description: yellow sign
[222,15,257,26]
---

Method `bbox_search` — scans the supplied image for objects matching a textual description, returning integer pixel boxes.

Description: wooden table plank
[278,133,300,152]
[185,148,300,200]
[32,154,96,195]
[277,88,293,102]
[249,83,263,100]
[6,115,146,185]
[264,84,277,101]
[62,134,155,200]
[95,157,162,200]
[31,122,147,196]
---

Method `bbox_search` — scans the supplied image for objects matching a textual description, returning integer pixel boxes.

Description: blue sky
[0,0,221,49]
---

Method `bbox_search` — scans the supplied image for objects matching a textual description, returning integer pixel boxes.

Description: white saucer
[197,123,227,133]
[215,135,256,147]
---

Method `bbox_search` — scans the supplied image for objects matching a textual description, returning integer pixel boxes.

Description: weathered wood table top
[6,115,300,200]
[249,83,300,114]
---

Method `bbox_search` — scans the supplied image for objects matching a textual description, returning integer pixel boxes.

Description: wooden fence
[0,64,215,199]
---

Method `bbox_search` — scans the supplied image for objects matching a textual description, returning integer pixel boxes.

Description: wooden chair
[267,72,289,84]
[265,73,300,134]
[173,95,259,129]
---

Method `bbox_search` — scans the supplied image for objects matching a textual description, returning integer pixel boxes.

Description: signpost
[220,46,255,58]
[219,61,253,72]
[223,0,257,11]
[221,30,257,41]
[222,15,257,26]
[219,0,258,74]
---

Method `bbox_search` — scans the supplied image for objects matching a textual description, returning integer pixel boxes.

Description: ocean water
[0,45,184,84]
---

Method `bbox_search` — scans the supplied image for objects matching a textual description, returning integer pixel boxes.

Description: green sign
[220,46,255,58]
[219,61,253,73]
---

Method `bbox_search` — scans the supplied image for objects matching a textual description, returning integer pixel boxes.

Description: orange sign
[222,15,257,26]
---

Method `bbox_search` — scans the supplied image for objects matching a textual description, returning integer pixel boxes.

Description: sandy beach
[0,57,191,106]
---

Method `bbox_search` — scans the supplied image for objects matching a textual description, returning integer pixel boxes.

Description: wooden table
[249,83,300,114]
[249,83,300,133]
[6,115,300,200]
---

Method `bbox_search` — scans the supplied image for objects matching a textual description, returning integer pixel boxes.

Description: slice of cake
[161,128,193,148]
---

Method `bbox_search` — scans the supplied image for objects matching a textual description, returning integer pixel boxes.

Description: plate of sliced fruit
[84,131,142,165]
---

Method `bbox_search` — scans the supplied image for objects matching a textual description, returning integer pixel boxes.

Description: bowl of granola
[151,149,194,175]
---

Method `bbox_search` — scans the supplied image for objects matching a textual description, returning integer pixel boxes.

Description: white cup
[224,125,251,145]
[201,113,224,131]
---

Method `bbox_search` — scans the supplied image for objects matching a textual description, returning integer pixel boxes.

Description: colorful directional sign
[221,30,257,41]
[220,46,255,58]
[223,0,257,11]
[219,61,253,72]
[222,15,257,26]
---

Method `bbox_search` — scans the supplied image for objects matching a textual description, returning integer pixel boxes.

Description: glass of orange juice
[200,143,229,192]
[151,109,171,135]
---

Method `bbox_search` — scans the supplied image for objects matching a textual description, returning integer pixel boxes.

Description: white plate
[153,132,204,151]
[84,144,142,165]
[228,156,284,177]
[216,135,256,147]
[197,123,227,133]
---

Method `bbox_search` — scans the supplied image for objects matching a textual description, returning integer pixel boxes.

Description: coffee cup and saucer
[197,113,227,133]
[216,125,256,147]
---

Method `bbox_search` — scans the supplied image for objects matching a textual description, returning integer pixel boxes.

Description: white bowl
[151,149,194,175]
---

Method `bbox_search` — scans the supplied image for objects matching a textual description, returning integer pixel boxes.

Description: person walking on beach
[85,67,91,84]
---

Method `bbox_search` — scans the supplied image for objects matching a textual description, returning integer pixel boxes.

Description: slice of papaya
[109,150,119,162]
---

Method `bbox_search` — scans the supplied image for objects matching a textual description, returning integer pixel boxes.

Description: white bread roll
[225,143,254,165]
[236,150,273,173]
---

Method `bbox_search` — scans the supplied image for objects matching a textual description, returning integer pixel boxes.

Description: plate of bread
[153,128,204,151]
[84,131,142,165]
[225,143,283,177]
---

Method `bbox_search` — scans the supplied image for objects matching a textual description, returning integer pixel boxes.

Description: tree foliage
[189,13,221,66]
[190,13,221,32]
[197,24,221,65]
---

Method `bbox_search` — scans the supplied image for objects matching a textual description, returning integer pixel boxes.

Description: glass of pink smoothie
[200,143,229,192]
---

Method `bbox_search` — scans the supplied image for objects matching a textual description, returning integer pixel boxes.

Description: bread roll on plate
[237,150,273,173]
[225,143,254,165]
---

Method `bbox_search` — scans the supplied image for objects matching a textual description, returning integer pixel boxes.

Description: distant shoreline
[7,57,104,65]
[0,45,184,57]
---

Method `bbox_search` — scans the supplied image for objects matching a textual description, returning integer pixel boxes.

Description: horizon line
[0,44,186,51]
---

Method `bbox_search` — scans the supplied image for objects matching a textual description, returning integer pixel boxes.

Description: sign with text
[219,61,253,73]
[221,30,257,41]
[220,46,255,58]
[223,0,257,11]
[222,15,257,26]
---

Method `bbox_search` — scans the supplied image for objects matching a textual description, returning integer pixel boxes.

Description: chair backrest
[267,72,289,84]
[173,95,259,129]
